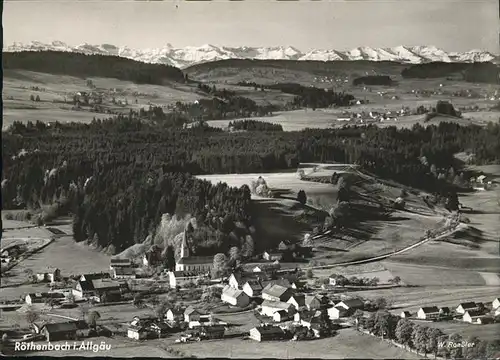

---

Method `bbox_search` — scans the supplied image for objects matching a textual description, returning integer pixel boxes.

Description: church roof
[177,256,214,265]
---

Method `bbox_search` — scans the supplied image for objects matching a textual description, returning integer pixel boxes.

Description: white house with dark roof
[262,251,283,261]
[249,325,286,342]
[335,299,364,311]
[417,306,440,320]
[273,310,291,322]
[242,279,264,297]
[456,302,479,315]
[287,294,306,310]
[221,285,251,308]
[400,311,412,318]
[184,306,203,322]
[327,306,349,320]
[463,310,487,324]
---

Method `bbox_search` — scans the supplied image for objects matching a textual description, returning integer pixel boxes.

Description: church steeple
[180,230,190,258]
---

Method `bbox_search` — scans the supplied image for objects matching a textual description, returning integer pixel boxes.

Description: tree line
[401,62,499,84]
[3,51,186,84]
[228,119,283,132]
[358,312,500,359]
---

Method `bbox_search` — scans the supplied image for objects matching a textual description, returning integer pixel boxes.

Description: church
[175,230,214,272]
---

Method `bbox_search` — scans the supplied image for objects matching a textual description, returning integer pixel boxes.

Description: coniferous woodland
[2,117,500,254]
[228,119,283,131]
[3,51,186,84]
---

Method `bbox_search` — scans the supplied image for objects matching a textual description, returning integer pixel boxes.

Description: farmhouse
[41,321,90,342]
[228,271,265,290]
[112,267,136,279]
[273,310,292,322]
[328,306,349,320]
[184,306,203,322]
[287,294,306,310]
[25,292,65,305]
[278,240,296,252]
[492,298,500,310]
[417,306,440,320]
[300,310,323,328]
[199,325,225,339]
[335,299,364,311]
[242,279,264,297]
[127,325,150,340]
[456,302,479,314]
[400,311,412,318]
[440,307,451,316]
[175,235,213,272]
[165,308,184,322]
[80,272,111,282]
[262,284,293,302]
[249,325,287,342]
[221,286,251,308]
[305,295,322,310]
[167,271,204,289]
[73,278,122,300]
[262,251,283,261]
[142,245,162,267]
[463,310,486,324]
[260,300,295,317]
[36,268,61,283]
[109,258,132,270]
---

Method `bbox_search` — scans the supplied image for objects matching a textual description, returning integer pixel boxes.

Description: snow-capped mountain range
[5,41,498,69]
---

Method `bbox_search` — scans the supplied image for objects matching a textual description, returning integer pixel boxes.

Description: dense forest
[353,75,393,86]
[228,119,283,131]
[401,62,500,84]
[2,51,186,84]
[2,119,500,254]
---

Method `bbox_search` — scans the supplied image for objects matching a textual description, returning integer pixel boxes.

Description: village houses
[221,285,251,308]
[109,258,132,270]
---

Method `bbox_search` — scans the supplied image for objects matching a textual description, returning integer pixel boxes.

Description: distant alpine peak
[4,41,497,68]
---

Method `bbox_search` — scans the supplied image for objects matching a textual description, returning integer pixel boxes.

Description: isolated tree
[413,325,429,356]
[353,309,364,330]
[87,310,101,328]
[396,318,414,349]
[448,333,463,359]
[30,94,35,102]
[35,95,40,102]
[297,190,307,205]
[164,245,176,271]
[155,301,170,320]
[426,327,443,359]
[306,269,314,279]
[374,297,387,310]
[24,269,34,280]
[212,253,228,278]
[25,308,39,325]
[229,246,241,262]
[390,276,402,285]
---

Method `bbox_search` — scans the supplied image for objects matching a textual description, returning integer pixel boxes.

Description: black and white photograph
[1,0,500,358]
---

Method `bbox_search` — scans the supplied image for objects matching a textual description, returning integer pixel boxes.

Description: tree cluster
[353,76,393,86]
[228,120,283,132]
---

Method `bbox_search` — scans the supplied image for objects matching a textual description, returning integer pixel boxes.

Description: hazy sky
[3,0,499,53]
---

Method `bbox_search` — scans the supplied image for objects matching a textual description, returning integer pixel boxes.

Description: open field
[1,218,111,286]
[27,337,178,358]
[382,261,491,286]
[418,321,500,341]
[348,286,500,311]
[2,70,204,130]
[171,328,419,359]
